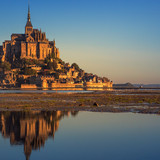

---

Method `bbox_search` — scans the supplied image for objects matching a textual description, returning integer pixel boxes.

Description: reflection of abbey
[0,6,60,62]
[0,111,78,160]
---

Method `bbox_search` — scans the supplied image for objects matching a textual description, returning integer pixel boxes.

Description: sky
[0,0,160,84]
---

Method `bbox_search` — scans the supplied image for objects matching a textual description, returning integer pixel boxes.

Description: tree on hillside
[0,61,11,72]
[58,58,65,65]
[22,67,37,75]
[54,72,59,79]
[47,60,57,70]
[71,63,80,71]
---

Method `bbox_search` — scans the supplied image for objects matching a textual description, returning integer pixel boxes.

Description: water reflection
[0,111,78,160]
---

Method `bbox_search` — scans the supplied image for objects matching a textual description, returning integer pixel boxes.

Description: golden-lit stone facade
[0,5,60,62]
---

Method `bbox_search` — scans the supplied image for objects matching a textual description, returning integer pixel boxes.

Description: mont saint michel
[0,1,160,160]
[0,5,112,89]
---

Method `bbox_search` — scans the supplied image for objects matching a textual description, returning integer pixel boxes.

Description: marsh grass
[40,100,46,103]
[0,92,160,111]
[46,100,56,104]
[22,104,32,108]
[77,98,92,103]
[1,105,10,109]
[138,100,144,103]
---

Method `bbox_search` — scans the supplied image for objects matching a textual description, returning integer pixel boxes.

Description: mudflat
[0,90,160,114]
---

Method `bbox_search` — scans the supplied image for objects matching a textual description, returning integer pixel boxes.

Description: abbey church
[0,5,60,62]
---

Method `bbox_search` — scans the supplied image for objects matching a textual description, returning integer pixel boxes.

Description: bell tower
[25,2,33,35]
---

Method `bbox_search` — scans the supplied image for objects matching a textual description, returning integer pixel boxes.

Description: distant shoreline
[0,87,160,91]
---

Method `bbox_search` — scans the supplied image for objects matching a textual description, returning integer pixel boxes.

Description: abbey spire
[27,3,31,22]
[25,2,33,35]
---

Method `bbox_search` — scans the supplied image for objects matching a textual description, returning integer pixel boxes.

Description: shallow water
[0,111,160,160]
[0,88,159,94]
[0,89,93,94]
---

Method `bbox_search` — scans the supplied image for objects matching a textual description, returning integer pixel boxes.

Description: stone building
[0,5,60,62]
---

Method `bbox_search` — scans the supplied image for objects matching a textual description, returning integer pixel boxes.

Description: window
[42,49,44,58]
[27,28,32,32]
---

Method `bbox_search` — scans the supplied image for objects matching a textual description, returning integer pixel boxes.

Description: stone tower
[25,3,33,35]
[0,3,60,62]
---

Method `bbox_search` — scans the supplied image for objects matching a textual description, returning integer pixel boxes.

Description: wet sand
[0,90,160,114]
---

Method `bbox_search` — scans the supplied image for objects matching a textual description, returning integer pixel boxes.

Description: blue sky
[0,0,160,84]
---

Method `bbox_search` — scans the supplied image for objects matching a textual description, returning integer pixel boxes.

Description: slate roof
[26,20,32,27]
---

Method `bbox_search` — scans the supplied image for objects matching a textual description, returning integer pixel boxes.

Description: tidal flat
[0,90,160,114]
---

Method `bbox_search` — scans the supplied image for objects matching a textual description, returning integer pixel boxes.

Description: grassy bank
[0,91,160,114]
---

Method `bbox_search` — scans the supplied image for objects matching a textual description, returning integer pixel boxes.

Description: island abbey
[0,4,113,89]
[0,5,60,62]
